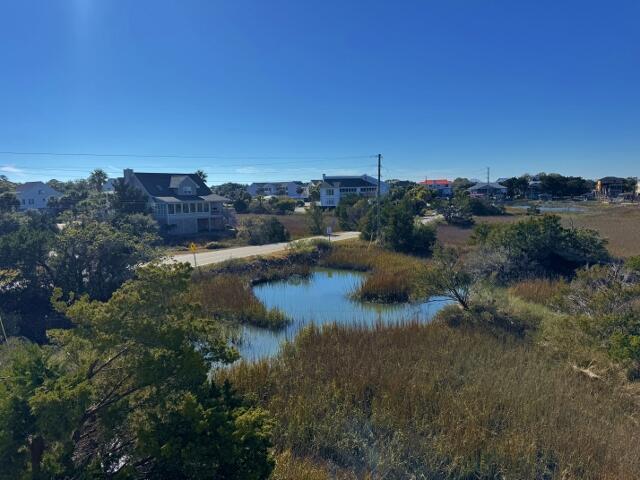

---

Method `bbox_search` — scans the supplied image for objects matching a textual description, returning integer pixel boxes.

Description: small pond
[236,268,450,360]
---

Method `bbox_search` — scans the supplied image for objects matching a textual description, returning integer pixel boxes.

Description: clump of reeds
[323,241,427,303]
[192,274,289,329]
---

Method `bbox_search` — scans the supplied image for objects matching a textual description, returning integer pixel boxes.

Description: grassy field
[225,317,640,479]
[558,204,640,258]
[436,203,640,258]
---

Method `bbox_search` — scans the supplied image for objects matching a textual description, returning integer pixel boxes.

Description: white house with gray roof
[318,174,388,207]
[247,181,308,200]
[15,181,62,212]
[123,169,233,235]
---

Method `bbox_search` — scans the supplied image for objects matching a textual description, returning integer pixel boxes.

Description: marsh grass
[191,274,290,329]
[323,241,427,303]
[225,320,640,479]
[508,278,568,305]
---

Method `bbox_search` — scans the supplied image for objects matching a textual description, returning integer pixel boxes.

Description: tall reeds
[225,320,640,479]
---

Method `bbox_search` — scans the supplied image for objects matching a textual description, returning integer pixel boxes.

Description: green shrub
[471,215,609,280]
[244,217,290,245]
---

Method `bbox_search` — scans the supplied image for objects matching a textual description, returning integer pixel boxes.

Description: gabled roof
[321,177,376,188]
[133,172,212,198]
[251,181,306,187]
[598,176,626,184]
[15,181,61,194]
[467,182,507,191]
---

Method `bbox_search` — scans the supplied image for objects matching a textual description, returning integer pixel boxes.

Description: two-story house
[123,169,232,235]
[419,179,453,197]
[15,181,62,212]
[247,181,308,200]
[318,174,389,207]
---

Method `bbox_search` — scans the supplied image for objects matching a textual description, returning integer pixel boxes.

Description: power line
[0,150,375,162]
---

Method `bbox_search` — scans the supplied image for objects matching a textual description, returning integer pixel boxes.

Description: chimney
[124,168,133,183]
[322,173,326,180]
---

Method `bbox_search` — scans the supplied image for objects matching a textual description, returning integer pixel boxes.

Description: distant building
[123,169,232,235]
[102,178,120,193]
[15,181,62,212]
[318,174,389,207]
[467,182,508,199]
[247,181,308,200]
[596,177,627,199]
[419,179,453,197]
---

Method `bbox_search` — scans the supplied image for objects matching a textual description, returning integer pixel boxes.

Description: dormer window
[182,186,193,195]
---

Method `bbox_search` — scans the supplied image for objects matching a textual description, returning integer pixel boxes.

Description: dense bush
[471,215,609,281]
[244,217,290,245]
[469,197,505,215]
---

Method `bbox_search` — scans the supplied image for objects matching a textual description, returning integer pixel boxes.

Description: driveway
[166,231,360,267]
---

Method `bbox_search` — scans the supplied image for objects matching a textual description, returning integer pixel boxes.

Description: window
[197,203,203,212]
[175,204,182,214]
[340,187,357,193]
[183,186,193,195]
[211,203,219,213]
[204,203,210,212]
[325,188,334,196]
[168,204,175,214]
[190,203,196,213]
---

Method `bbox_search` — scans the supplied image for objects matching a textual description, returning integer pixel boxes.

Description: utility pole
[376,153,382,242]
[486,166,490,185]
[0,313,7,344]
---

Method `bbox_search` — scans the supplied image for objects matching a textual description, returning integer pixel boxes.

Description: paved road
[167,231,360,267]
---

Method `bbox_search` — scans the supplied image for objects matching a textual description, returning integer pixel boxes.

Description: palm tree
[195,169,208,183]
[88,169,108,192]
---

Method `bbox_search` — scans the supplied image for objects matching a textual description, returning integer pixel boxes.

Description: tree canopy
[0,264,274,479]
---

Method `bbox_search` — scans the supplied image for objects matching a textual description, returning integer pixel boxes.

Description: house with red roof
[419,179,453,197]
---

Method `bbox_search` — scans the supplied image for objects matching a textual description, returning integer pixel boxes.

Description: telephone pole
[376,153,382,242]
[486,166,490,185]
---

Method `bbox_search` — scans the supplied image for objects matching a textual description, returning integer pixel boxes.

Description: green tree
[436,191,474,226]
[111,179,150,215]
[88,168,108,192]
[50,220,158,301]
[243,217,290,245]
[0,264,274,478]
[0,192,19,213]
[306,202,325,235]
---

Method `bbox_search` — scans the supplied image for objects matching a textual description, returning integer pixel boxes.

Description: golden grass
[559,205,640,258]
[226,321,640,479]
[508,278,568,305]
[272,451,359,480]
[322,241,427,302]
[190,274,289,329]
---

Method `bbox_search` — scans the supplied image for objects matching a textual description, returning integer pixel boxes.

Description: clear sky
[1,0,638,184]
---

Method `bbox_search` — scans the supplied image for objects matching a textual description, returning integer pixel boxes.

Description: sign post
[189,242,198,268]
[326,226,332,241]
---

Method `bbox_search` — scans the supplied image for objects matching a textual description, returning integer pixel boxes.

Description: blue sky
[1,0,638,184]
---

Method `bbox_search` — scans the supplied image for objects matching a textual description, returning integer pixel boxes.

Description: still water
[236,268,450,360]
